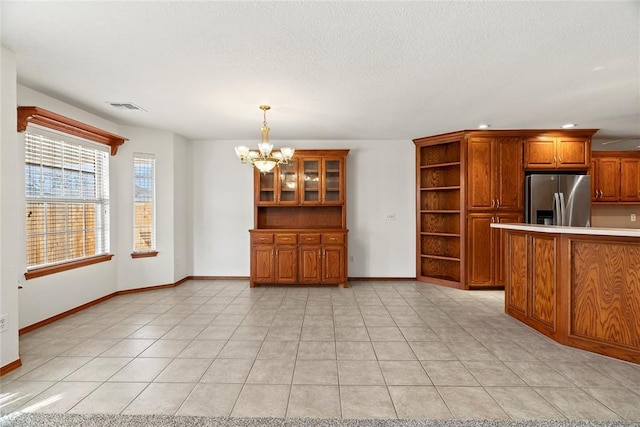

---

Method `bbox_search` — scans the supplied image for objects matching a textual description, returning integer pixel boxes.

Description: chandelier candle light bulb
[235,105,295,173]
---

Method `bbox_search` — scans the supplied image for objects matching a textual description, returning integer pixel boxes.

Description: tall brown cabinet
[414,129,597,290]
[249,149,349,288]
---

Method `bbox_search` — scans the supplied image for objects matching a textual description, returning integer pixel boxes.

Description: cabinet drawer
[323,233,345,244]
[252,233,274,244]
[299,233,321,244]
[276,233,297,244]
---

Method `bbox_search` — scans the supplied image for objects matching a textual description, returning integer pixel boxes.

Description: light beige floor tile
[99,339,155,357]
[379,361,431,385]
[62,338,121,357]
[127,324,173,339]
[486,386,565,419]
[337,360,385,385]
[334,315,365,328]
[587,359,640,388]
[108,358,172,382]
[19,357,93,381]
[200,358,254,383]
[154,358,212,382]
[437,386,509,419]
[62,357,131,382]
[0,356,54,381]
[372,341,417,361]
[363,314,396,327]
[483,341,540,361]
[399,326,439,341]
[67,382,147,414]
[388,385,453,419]
[301,326,335,341]
[257,341,299,360]
[504,361,574,387]
[409,341,457,360]
[0,380,56,415]
[287,385,341,418]
[534,387,621,420]
[230,326,269,341]
[583,387,640,421]
[138,339,190,358]
[161,325,206,340]
[336,341,376,360]
[297,341,336,360]
[217,340,262,359]
[334,327,369,341]
[122,382,195,415]
[246,359,295,384]
[231,384,290,417]
[293,360,338,385]
[421,360,479,386]
[340,385,397,419]
[366,326,405,341]
[265,326,301,341]
[176,383,242,417]
[149,314,188,326]
[446,340,498,361]
[177,340,226,358]
[17,381,101,414]
[462,360,525,386]
[99,324,143,339]
[195,325,237,340]
[553,362,621,387]
[212,314,245,325]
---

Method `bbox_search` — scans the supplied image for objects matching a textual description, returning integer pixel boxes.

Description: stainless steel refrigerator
[525,174,591,226]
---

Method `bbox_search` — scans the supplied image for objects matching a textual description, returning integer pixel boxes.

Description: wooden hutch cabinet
[414,129,597,290]
[250,149,349,288]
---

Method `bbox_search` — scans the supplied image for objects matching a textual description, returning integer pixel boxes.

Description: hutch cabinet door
[252,245,275,282]
[322,246,345,283]
[620,158,640,202]
[495,138,524,210]
[299,245,322,283]
[275,246,298,283]
[467,137,493,210]
[278,159,299,204]
[301,158,322,204]
[322,158,345,204]
[255,169,277,205]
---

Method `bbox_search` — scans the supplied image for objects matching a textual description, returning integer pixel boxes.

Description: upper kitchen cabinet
[524,131,597,170]
[467,136,523,211]
[592,151,640,204]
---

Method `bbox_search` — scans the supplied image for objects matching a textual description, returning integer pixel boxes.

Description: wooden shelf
[421,232,460,237]
[421,162,461,169]
[420,186,461,191]
[421,254,461,262]
[420,210,460,214]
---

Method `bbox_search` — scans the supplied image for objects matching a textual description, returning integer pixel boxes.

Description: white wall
[173,134,189,281]
[188,139,416,278]
[1,46,20,367]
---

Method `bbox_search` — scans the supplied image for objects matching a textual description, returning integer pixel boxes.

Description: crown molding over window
[17,106,127,155]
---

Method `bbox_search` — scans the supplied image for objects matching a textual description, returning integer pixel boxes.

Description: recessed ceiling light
[561,123,576,129]
[478,124,491,129]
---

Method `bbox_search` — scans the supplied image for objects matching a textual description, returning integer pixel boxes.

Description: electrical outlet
[632,214,637,222]
[385,213,396,221]
[349,256,354,262]
[0,314,8,333]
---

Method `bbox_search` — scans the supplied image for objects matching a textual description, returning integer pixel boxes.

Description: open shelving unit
[414,134,466,288]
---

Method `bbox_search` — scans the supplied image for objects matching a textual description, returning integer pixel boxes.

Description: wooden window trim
[24,254,114,280]
[17,106,127,155]
[131,251,159,259]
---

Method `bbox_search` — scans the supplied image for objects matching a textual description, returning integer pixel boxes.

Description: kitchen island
[491,223,640,364]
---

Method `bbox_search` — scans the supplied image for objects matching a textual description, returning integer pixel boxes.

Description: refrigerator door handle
[553,192,561,225]
[558,192,566,226]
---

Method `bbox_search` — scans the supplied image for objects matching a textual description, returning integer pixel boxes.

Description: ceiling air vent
[108,102,146,112]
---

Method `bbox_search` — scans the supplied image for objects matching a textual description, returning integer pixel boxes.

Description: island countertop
[490,222,640,237]
[493,223,640,365]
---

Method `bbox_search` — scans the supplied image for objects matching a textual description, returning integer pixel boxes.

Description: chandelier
[234,105,295,173]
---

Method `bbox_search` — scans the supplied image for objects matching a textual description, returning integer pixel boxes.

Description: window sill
[131,251,159,259]
[24,254,114,280]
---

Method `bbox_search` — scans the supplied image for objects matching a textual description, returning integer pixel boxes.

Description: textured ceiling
[1,1,639,148]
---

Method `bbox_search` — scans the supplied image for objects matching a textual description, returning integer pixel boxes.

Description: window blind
[133,153,156,252]
[25,128,110,269]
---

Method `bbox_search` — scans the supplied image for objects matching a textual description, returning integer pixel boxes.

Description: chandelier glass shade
[234,105,295,173]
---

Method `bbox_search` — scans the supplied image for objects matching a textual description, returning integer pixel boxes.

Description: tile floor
[1,279,640,421]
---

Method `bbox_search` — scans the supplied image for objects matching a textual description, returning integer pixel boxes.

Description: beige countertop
[490,222,640,237]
